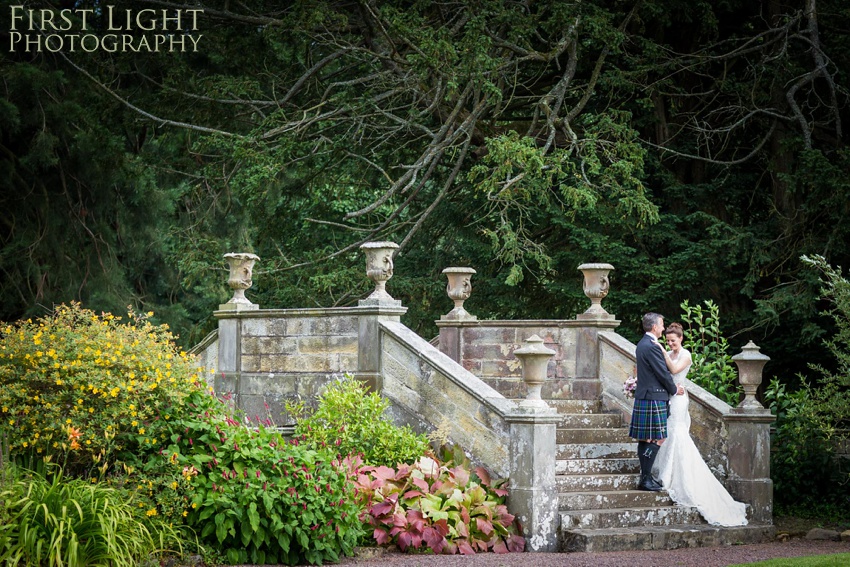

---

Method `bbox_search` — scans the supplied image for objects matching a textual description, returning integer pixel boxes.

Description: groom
[629,312,684,491]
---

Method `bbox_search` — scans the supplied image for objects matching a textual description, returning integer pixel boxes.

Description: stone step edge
[560,523,776,552]
[559,505,700,519]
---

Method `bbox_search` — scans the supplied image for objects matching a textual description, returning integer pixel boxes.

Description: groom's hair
[642,312,663,332]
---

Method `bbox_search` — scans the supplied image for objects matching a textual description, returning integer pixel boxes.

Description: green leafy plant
[160,389,365,566]
[287,375,430,467]
[764,377,846,514]
[801,255,850,431]
[679,300,743,405]
[0,465,183,567]
[354,455,524,555]
[764,255,850,516]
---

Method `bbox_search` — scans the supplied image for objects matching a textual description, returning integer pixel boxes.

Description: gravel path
[335,539,849,566]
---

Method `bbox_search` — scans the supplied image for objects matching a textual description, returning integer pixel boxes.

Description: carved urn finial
[514,335,556,408]
[359,241,399,302]
[577,263,615,320]
[441,267,477,320]
[732,341,770,409]
[222,252,260,310]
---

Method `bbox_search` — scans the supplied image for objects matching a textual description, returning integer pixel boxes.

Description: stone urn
[360,241,399,301]
[732,341,770,409]
[577,263,614,319]
[223,252,259,307]
[441,267,477,320]
[514,335,556,408]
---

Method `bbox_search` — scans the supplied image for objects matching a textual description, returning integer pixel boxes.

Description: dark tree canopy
[1,0,848,379]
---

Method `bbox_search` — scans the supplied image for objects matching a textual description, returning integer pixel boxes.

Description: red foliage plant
[354,455,525,555]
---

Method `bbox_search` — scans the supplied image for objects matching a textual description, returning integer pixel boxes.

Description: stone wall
[380,320,518,478]
[437,320,589,399]
[189,329,219,389]
[214,308,361,423]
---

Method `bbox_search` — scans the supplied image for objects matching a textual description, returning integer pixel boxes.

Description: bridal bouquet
[623,372,637,399]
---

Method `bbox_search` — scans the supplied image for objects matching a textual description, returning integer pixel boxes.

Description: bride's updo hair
[664,322,684,338]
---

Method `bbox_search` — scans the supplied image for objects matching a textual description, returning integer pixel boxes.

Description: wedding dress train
[652,348,748,527]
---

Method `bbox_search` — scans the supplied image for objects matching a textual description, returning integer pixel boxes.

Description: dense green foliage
[678,300,743,406]
[180,425,364,566]
[288,376,430,468]
[764,256,850,516]
[0,304,367,564]
[2,0,849,374]
[3,0,850,521]
[0,465,182,567]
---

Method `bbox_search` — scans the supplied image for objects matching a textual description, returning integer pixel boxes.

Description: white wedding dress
[652,348,748,526]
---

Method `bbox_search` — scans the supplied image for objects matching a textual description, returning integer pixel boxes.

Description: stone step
[556,427,632,444]
[560,523,776,553]
[546,399,602,414]
[556,473,639,492]
[557,413,623,428]
[560,505,702,529]
[559,490,673,510]
[557,442,635,460]
[556,458,639,475]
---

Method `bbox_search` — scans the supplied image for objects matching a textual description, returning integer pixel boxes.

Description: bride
[652,322,748,527]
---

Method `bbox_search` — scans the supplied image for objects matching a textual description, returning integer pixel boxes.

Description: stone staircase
[548,399,775,552]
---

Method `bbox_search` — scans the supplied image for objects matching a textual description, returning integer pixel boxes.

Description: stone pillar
[727,342,774,523]
[216,253,260,408]
[507,336,560,551]
[574,263,619,399]
[506,408,560,551]
[357,242,406,390]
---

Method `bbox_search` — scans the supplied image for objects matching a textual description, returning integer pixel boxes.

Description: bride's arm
[655,342,692,374]
[663,348,691,374]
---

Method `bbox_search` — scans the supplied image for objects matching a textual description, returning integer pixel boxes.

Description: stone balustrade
[190,250,774,549]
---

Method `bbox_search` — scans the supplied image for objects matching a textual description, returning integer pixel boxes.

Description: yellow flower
[131,420,138,427]
[138,428,145,435]
[145,508,157,517]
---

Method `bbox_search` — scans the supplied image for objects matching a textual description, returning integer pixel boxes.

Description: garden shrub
[170,408,364,566]
[0,464,183,567]
[764,377,845,513]
[0,302,211,478]
[354,455,525,555]
[765,255,850,517]
[679,299,743,406]
[287,375,430,467]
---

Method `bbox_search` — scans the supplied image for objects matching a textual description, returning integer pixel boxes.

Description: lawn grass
[733,554,850,566]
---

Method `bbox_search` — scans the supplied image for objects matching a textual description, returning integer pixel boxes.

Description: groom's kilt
[628,399,669,440]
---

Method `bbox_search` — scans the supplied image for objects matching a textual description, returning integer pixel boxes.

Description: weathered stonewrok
[191,258,775,553]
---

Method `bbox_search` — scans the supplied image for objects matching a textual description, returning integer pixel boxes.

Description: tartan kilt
[628,399,669,440]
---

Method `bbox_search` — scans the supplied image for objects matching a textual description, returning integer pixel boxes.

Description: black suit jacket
[635,334,678,400]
